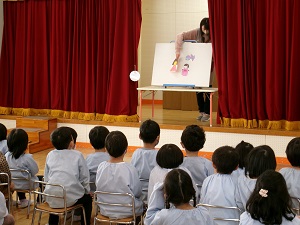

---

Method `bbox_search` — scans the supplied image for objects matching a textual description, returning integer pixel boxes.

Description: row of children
[0,120,300,225]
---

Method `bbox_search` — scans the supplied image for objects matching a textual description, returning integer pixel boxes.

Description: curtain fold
[208,0,300,130]
[0,0,141,122]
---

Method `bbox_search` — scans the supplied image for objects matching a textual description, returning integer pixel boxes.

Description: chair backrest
[197,203,241,223]
[10,168,32,190]
[32,180,67,210]
[291,197,300,215]
[0,172,11,212]
[94,190,136,221]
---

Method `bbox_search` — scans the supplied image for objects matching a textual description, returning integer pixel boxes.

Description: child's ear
[212,163,217,169]
[180,142,185,149]
[139,133,142,140]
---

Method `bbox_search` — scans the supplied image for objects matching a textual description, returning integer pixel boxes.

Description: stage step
[15,116,57,153]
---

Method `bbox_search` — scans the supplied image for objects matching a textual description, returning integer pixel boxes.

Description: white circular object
[129,71,140,82]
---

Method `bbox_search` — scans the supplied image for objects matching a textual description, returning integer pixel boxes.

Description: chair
[31,180,87,225]
[10,168,33,218]
[197,203,242,223]
[291,197,300,215]
[0,172,12,213]
[94,190,143,225]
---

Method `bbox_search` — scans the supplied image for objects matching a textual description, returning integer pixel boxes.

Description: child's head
[235,140,253,169]
[246,170,295,224]
[105,131,128,158]
[212,146,239,174]
[0,123,7,141]
[7,128,28,159]
[164,169,196,208]
[245,145,277,178]
[67,127,78,145]
[50,127,74,150]
[181,125,205,152]
[89,126,109,150]
[285,137,300,167]
[156,144,183,169]
[139,119,160,144]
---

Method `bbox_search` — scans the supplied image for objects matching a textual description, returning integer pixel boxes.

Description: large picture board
[151,43,212,87]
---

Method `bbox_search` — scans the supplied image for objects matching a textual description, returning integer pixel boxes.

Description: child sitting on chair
[279,137,300,209]
[85,126,110,192]
[0,123,8,155]
[240,170,300,225]
[145,169,215,225]
[5,128,39,208]
[235,145,276,211]
[0,191,15,225]
[44,127,92,225]
[95,131,143,219]
[131,119,160,202]
[200,146,239,224]
[180,125,214,195]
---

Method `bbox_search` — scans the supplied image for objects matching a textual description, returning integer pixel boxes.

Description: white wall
[139,0,209,99]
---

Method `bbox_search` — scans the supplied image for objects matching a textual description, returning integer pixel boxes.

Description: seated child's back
[180,125,214,194]
[86,126,110,191]
[131,119,160,201]
[96,131,143,219]
[279,137,300,208]
[200,146,239,224]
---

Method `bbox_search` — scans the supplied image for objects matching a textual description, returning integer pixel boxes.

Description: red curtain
[0,0,142,122]
[208,0,300,130]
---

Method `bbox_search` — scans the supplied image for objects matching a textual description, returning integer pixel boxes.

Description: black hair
[164,169,196,208]
[181,125,206,152]
[139,119,160,144]
[235,141,253,169]
[7,129,28,159]
[246,170,295,224]
[285,137,300,167]
[67,127,78,144]
[199,17,210,42]
[156,144,183,169]
[105,131,128,158]
[0,123,7,141]
[50,127,73,150]
[245,145,277,178]
[89,126,110,150]
[212,146,239,174]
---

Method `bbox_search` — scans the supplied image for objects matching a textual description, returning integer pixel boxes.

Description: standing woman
[175,17,212,122]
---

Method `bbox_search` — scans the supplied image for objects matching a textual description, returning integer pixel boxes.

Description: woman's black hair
[245,145,277,178]
[246,170,295,224]
[164,169,196,208]
[199,17,210,42]
[0,123,7,141]
[7,129,28,159]
[181,125,206,152]
[285,137,300,167]
[235,141,253,169]
[156,144,183,169]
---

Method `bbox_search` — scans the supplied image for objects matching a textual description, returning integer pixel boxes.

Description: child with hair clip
[95,131,143,219]
[240,170,300,225]
[279,137,300,209]
[145,169,215,225]
[131,119,160,202]
[0,123,8,155]
[231,140,253,179]
[5,128,39,208]
[147,144,198,201]
[200,146,239,224]
[86,126,110,192]
[180,125,214,195]
[235,145,276,211]
[44,127,92,225]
